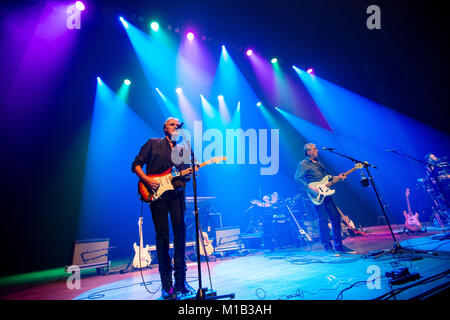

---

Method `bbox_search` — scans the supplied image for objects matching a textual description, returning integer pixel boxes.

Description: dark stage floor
[1,225,449,300]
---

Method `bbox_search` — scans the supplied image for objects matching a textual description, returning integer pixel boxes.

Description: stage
[1,225,448,301]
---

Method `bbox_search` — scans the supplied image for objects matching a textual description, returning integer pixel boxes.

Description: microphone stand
[178,127,235,300]
[323,149,431,258]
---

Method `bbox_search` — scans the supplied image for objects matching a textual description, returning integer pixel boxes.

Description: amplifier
[215,226,243,252]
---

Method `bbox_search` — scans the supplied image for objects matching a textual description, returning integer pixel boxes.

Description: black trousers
[314,196,343,250]
[149,190,187,290]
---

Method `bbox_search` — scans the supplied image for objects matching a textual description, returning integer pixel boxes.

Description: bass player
[294,143,356,255]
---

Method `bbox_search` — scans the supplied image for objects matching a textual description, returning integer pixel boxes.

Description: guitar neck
[327,166,358,187]
[178,158,222,176]
[139,220,143,249]
[406,195,412,215]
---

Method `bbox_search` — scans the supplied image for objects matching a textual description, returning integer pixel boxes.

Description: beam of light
[246,49,253,56]
[271,58,278,64]
[117,80,130,103]
[200,94,216,119]
[3,1,80,130]
[218,95,231,124]
[176,87,182,94]
[79,80,157,254]
[257,103,278,129]
[306,67,314,74]
[119,17,179,124]
[211,45,260,128]
[155,87,182,119]
[247,52,277,106]
[176,35,215,117]
[176,90,197,127]
[230,101,241,129]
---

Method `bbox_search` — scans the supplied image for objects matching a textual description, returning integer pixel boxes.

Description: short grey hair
[304,143,316,156]
[163,117,179,130]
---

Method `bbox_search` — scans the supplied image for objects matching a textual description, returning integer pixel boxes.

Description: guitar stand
[180,128,235,301]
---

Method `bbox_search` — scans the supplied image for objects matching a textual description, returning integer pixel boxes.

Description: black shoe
[335,245,357,254]
[175,281,196,295]
[161,286,177,300]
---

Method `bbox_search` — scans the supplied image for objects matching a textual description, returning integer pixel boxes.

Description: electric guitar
[337,207,356,230]
[138,156,226,203]
[199,231,214,256]
[132,217,152,269]
[403,188,422,231]
[337,207,365,236]
[307,163,364,205]
[285,202,312,242]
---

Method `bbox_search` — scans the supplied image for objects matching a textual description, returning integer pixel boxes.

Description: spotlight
[271,58,278,64]
[97,77,103,85]
[246,49,253,56]
[186,32,195,41]
[256,102,262,107]
[150,21,159,32]
[306,68,314,74]
[176,87,182,94]
[75,1,85,11]
[124,79,131,85]
[218,95,224,101]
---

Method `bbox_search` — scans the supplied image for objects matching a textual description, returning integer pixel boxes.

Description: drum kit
[244,192,318,250]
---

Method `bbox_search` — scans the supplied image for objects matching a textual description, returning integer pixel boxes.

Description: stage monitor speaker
[67,238,110,271]
[272,219,296,249]
[215,226,243,252]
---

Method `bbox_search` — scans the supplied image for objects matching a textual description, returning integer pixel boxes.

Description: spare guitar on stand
[337,207,365,237]
[132,217,152,269]
[403,188,423,232]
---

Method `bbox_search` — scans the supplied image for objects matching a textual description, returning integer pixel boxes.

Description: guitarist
[294,143,356,255]
[131,117,194,299]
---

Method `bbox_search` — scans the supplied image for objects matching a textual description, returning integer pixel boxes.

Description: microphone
[386,149,399,152]
[176,122,184,129]
[322,147,335,151]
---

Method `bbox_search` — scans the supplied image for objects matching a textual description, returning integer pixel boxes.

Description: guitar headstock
[405,188,410,197]
[355,162,364,169]
[209,156,226,164]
